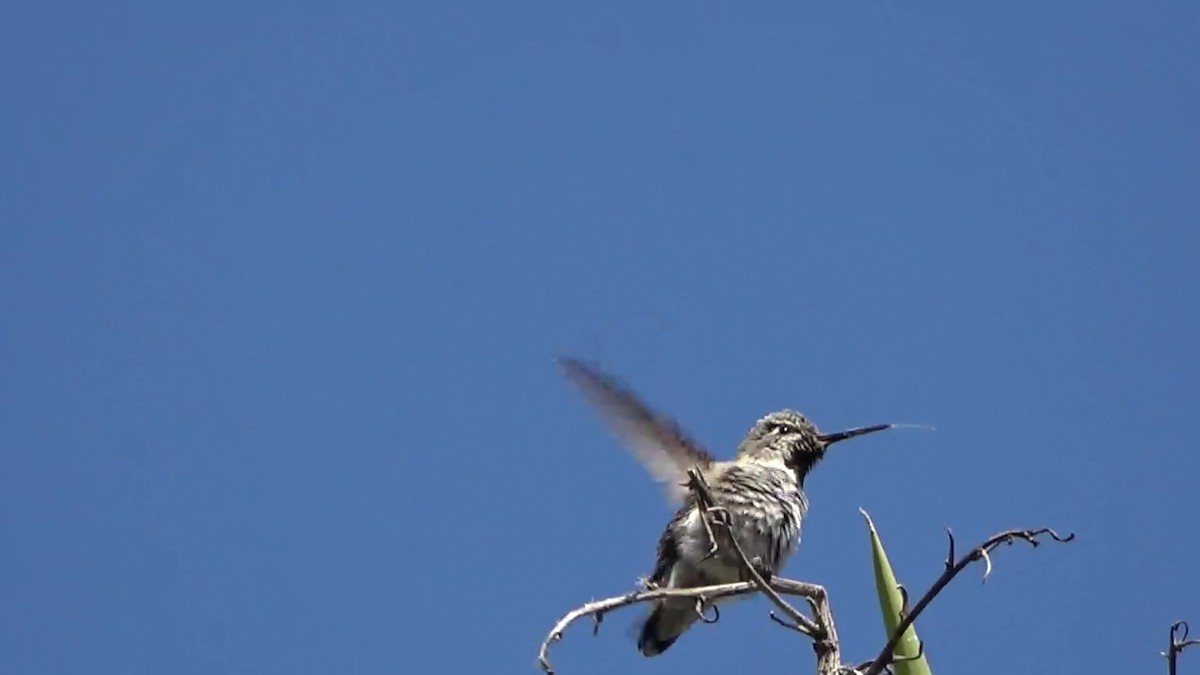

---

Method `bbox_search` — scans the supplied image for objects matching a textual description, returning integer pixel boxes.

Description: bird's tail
[637,599,701,657]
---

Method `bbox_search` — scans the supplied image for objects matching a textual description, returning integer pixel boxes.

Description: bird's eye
[774,424,790,435]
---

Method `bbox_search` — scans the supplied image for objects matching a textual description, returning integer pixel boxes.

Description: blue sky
[3,3,1198,674]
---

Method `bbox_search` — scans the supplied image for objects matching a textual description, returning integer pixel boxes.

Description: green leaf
[861,508,933,675]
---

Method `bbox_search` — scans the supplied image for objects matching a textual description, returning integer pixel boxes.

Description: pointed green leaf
[861,508,932,675]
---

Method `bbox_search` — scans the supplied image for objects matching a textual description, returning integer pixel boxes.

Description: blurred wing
[557,357,715,503]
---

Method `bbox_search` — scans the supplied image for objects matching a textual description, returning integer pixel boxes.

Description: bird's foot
[637,575,660,590]
[748,556,774,583]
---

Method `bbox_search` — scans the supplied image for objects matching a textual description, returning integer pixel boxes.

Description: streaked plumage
[558,357,892,656]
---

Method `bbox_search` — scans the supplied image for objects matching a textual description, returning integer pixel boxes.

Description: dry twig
[538,469,1073,674]
[536,577,831,674]
[1166,620,1200,675]
[858,527,1076,675]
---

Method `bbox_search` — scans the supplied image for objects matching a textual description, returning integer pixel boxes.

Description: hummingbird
[557,357,893,657]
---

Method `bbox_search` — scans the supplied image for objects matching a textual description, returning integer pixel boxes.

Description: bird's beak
[817,423,892,446]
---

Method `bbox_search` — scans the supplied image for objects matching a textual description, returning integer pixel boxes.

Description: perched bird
[557,357,893,656]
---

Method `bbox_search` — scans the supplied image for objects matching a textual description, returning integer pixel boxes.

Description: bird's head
[737,410,892,483]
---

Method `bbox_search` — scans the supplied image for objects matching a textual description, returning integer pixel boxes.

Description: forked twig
[860,527,1075,675]
[1166,620,1200,675]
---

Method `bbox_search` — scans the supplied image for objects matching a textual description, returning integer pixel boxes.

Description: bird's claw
[749,556,774,583]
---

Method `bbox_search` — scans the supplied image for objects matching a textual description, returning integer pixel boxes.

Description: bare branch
[859,527,1075,675]
[1166,620,1200,675]
[536,577,832,674]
